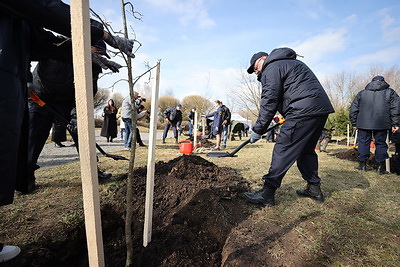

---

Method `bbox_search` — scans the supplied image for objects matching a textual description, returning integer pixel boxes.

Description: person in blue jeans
[350,75,399,174]
[206,100,224,150]
[220,102,231,149]
[188,108,196,137]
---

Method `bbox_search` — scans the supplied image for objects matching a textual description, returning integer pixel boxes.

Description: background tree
[158,95,179,122]
[112,92,125,109]
[181,95,213,118]
[228,68,262,120]
[93,88,110,111]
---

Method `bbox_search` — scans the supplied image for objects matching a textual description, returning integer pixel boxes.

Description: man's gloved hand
[92,53,122,72]
[104,60,122,73]
[104,33,135,58]
[249,131,262,143]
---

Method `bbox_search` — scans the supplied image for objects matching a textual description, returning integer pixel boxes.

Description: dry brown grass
[1,137,399,266]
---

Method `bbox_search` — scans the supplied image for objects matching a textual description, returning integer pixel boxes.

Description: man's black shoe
[138,143,146,147]
[296,182,324,202]
[355,161,367,171]
[98,171,112,179]
[243,184,276,206]
[54,142,66,148]
[376,162,388,175]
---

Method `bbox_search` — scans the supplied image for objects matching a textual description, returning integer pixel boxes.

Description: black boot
[162,139,166,144]
[296,182,324,203]
[376,162,388,175]
[175,137,179,144]
[98,171,112,179]
[355,161,367,171]
[243,184,276,206]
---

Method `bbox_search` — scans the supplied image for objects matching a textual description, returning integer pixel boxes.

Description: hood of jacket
[257,47,297,81]
[264,47,297,66]
[365,80,389,91]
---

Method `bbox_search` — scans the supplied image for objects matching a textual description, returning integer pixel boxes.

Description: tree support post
[70,0,105,265]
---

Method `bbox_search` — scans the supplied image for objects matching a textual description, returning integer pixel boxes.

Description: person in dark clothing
[220,103,231,149]
[0,1,134,260]
[162,104,183,144]
[206,100,224,150]
[243,48,334,207]
[27,37,120,194]
[100,99,118,142]
[188,108,196,137]
[52,121,67,148]
[350,76,399,174]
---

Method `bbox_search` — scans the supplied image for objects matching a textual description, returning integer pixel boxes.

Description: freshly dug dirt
[3,155,251,266]
[331,148,400,172]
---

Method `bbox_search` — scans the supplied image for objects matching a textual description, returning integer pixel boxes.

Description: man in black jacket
[162,104,183,144]
[350,76,399,174]
[243,48,334,207]
[0,1,134,261]
[220,103,231,149]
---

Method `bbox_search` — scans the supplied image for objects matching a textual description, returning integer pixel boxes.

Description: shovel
[207,118,284,157]
[29,91,129,161]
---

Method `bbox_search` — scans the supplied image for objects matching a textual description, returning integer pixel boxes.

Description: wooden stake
[70,0,105,265]
[386,130,390,173]
[193,110,198,149]
[143,62,161,246]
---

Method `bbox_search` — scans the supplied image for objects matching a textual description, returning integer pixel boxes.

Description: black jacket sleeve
[0,0,104,42]
[252,66,283,135]
[349,92,361,127]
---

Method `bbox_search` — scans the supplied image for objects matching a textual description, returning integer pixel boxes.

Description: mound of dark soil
[4,155,251,266]
[187,136,215,148]
[331,148,400,172]
[103,155,251,266]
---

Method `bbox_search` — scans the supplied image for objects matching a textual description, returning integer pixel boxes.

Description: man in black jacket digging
[243,48,334,207]
[350,76,399,174]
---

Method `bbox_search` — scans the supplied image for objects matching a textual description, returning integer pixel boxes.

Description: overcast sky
[84,0,400,103]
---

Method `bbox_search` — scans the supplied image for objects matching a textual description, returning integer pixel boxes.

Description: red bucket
[179,140,193,155]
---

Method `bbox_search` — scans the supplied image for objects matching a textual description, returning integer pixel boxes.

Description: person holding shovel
[243,48,334,207]
[349,76,399,174]
[162,104,183,144]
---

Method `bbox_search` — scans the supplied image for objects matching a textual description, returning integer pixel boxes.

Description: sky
[85,0,400,104]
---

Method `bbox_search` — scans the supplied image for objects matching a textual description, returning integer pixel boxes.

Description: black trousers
[163,121,178,139]
[357,129,388,163]
[263,115,328,189]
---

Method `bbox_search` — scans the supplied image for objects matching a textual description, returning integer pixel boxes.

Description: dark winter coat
[0,0,104,205]
[252,47,334,135]
[164,108,182,124]
[349,80,399,130]
[221,105,231,124]
[206,106,223,134]
[100,106,118,138]
[188,110,195,122]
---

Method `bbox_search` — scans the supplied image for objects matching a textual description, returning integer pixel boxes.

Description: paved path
[37,130,163,169]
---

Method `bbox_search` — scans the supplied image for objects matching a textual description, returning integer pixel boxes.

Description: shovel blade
[207,152,236,157]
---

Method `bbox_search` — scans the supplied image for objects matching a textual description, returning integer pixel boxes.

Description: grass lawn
[1,137,399,266]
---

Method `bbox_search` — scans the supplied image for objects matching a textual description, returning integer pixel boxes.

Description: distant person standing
[100,99,118,142]
[206,100,224,150]
[220,102,231,149]
[52,121,67,148]
[162,104,183,144]
[188,108,196,137]
[117,107,125,140]
[350,76,399,174]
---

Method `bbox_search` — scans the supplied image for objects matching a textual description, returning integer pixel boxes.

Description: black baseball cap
[372,75,385,82]
[247,51,268,74]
